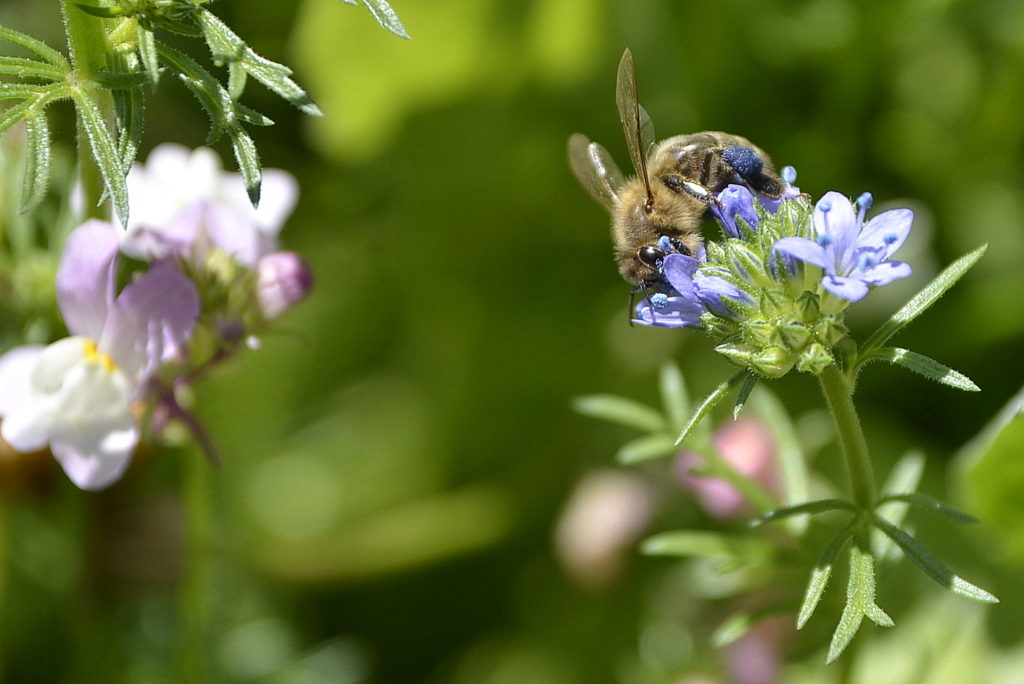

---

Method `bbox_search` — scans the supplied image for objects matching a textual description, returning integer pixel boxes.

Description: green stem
[60,0,113,218]
[818,363,876,508]
[180,447,213,681]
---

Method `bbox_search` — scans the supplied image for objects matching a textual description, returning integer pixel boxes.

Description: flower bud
[740,319,777,348]
[796,291,820,323]
[750,346,795,378]
[813,314,848,347]
[796,342,833,375]
[257,251,313,319]
[758,289,790,318]
[728,242,771,288]
[715,341,756,367]
[777,319,811,351]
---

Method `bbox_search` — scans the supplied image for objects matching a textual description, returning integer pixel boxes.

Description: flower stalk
[818,363,875,508]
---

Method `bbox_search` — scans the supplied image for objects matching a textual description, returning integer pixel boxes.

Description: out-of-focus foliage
[1,0,1024,681]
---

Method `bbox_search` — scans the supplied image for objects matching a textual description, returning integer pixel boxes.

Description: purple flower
[120,144,298,267]
[633,254,753,327]
[633,254,705,328]
[711,184,760,238]
[773,191,912,302]
[0,221,199,490]
[257,251,314,319]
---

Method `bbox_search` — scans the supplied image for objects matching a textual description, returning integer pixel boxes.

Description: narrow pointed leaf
[108,53,144,173]
[711,612,756,648]
[659,363,689,433]
[572,394,664,433]
[640,530,773,566]
[859,245,987,361]
[873,451,924,559]
[0,56,66,81]
[72,89,129,224]
[616,433,676,465]
[74,3,125,18]
[860,347,979,391]
[871,515,998,603]
[797,517,857,629]
[229,127,261,207]
[827,543,891,663]
[137,25,161,85]
[228,61,247,100]
[20,110,50,213]
[0,25,68,68]
[733,373,757,420]
[675,371,746,445]
[877,493,980,524]
[0,98,36,135]
[749,387,810,533]
[751,499,856,526]
[359,0,411,39]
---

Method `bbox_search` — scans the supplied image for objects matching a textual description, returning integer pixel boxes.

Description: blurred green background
[2,0,1024,681]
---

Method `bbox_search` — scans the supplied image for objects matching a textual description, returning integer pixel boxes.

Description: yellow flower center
[82,339,116,372]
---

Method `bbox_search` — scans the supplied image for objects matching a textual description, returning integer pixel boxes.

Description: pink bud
[674,419,778,519]
[257,251,313,319]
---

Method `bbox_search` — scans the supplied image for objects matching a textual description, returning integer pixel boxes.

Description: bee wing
[567,133,625,210]
[615,48,652,201]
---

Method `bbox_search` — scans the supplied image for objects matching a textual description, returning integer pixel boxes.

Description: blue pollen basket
[651,293,669,309]
[722,146,762,178]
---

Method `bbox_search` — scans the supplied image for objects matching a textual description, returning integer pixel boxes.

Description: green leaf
[0,56,66,81]
[229,126,262,207]
[858,245,987,362]
[616,433,677,465]
[107,52,144,173]
[658,363,689,434]
[0,98,36,136]
[74,2,125,18]
[827,543,893,664]
[749,387,810,533]
[797,517,857,630]
[572,394,664,433]
[751,499,857,526]
[195,9,322,116]
[0,25,69,69]
[137,25,161,86]
[72,88,129,225]
[20,110,50,213]
[872,451,924,559]
[877,493,980,524]
[871,515,998,604]
[732,373,756,420]
[674,370,746,445]
[859,347,980,392]
[640,530,773,567]
[357,0,411,39]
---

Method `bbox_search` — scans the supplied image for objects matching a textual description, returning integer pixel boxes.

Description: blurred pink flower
[674,419,778,519]
[257,251,314,319]
[555,471,654,590]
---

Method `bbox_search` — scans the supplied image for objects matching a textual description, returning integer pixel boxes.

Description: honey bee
[568,48,784,291]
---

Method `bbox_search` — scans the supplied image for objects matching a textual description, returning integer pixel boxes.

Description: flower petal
[47,358,138,489]
[694,273,752,319]
[633,296,705,328]
[100,260,200,380]
[814,192,858,269]
[821,274,870,301]
[859,208,913,258]
[773,237,829,270]
[861,260,912,286]
[662,253,700,295]
[0,345,43,417]
[57,220,119,339]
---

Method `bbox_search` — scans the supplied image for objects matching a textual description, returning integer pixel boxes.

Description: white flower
[120,143,298,266]
[0,221,199,490]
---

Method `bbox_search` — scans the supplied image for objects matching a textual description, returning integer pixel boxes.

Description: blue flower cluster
[634,175,915,378]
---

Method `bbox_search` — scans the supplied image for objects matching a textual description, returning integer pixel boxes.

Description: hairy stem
[818,363,876,508]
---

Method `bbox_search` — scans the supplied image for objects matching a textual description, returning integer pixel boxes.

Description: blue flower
[710,185,759,238]
[773,191,912,302]
[633,254,705,328]
[633,255,753,327]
